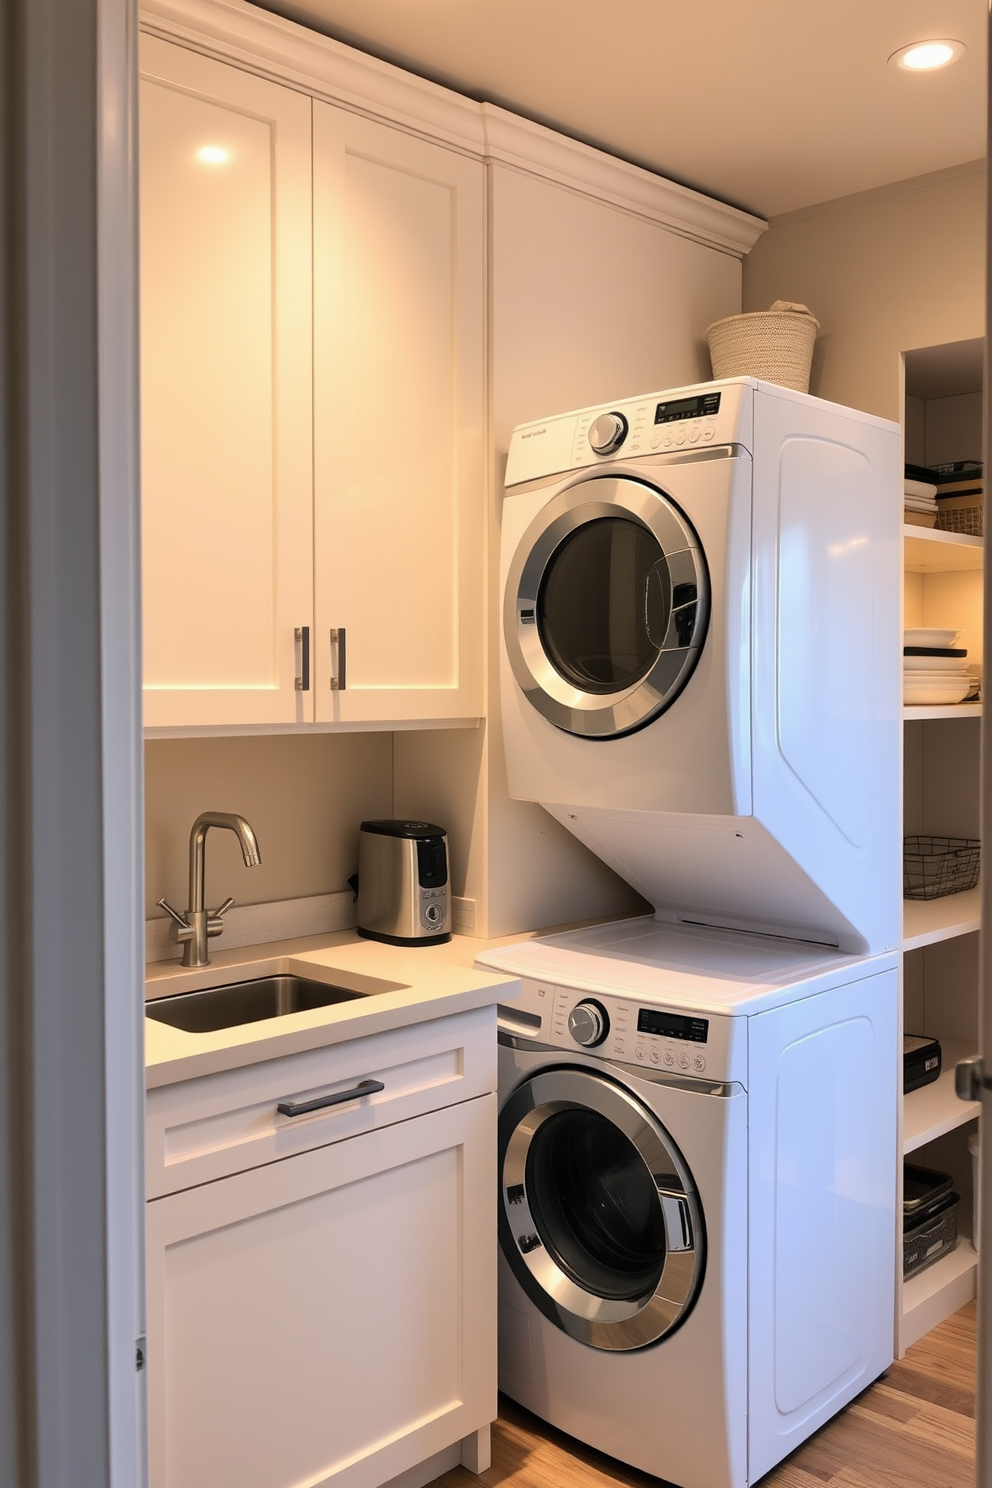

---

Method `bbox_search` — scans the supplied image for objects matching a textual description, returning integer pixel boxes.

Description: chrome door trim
[499,1066,705,1351]
[503,474,710,739]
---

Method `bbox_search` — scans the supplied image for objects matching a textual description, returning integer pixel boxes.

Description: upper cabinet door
[140,37,313,728]
[312,104,485,723]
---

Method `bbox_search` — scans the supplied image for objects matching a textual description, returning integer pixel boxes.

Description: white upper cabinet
[139,37,314,728]
[312,104,485,723]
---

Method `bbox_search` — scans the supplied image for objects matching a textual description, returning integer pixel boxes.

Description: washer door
[504,475,709,738]
[499,1067,705,1351]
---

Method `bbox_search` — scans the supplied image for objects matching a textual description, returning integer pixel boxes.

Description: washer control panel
[498,978,745,1085]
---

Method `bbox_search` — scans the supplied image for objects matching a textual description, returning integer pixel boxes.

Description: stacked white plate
[904,478,938,526]
[904,628,972,705]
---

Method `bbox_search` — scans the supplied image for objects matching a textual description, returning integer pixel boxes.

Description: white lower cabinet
[146,1092,496,1488]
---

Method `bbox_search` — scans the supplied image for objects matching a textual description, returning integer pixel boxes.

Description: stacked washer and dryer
[476,378,902,1488]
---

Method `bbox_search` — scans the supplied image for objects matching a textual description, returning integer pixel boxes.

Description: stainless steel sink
[145,974,365,1033]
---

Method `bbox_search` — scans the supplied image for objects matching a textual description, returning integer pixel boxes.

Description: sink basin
[145,974,365,1033]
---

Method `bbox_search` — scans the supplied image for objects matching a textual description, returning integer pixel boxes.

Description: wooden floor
[437,1302,976,1488]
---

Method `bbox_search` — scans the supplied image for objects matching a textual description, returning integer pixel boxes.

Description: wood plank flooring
[436,1302,976,1488]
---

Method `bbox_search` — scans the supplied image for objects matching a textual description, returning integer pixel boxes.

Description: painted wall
[144,733,393,918]
[482,166,744,936]
[743,162,985,421]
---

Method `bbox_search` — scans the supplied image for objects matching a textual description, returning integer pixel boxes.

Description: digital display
[654,392,721,425]
[637,1008,709,1043]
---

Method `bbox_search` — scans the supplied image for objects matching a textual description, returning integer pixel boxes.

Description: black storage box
[904,1034,942,1094]
[903,1164,959,1279]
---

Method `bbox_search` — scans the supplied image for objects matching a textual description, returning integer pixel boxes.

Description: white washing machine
[477,918,898,1488]
[501,378,901,955]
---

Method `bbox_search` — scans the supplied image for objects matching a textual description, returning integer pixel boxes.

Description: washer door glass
[500,1067,705,1351]
[537,517,670,695]
[526,1106,666,1300]
[503,475,710,739]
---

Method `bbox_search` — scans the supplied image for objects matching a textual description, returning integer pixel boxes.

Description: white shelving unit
[899,338,983,1356]
[903,1038,980,1153]
[903,887,981,950]
[904,525,983,572]
[901,1242,979,1352]
[904,703,982,721]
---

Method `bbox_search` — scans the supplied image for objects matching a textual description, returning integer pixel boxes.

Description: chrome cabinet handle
[277,1077,383,1118]
[295,626,310,691]
[329,627,347,691]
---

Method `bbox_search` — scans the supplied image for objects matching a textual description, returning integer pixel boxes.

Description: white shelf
[900,1240,978,1352]
[903,525,984,572]
[903,1039,980,1153]
[902,887,981,950]
[904,702,982,720]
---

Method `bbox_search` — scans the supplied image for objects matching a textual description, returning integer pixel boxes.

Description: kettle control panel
[497,977,745,1086]
[419,886,447,932]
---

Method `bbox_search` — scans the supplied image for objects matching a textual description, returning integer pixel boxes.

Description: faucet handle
[157,898,194,943]
[207,897,236,937]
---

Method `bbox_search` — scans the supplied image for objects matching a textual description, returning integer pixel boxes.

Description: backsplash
[145,891,477,962]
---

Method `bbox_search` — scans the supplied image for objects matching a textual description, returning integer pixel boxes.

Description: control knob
[588,412,628,455]
[567,999,610,1047]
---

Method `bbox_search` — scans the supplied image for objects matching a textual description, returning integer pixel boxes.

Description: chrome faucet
[158,812,262,968]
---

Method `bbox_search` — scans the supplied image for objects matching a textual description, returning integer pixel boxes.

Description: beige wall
[743,162,985,421]
[145,733,393,918]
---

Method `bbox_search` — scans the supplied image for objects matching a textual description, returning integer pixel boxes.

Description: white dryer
[500,379,901,954]
[478,918,898,1488]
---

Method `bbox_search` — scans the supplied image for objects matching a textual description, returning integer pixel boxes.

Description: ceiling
[261,0,986,218]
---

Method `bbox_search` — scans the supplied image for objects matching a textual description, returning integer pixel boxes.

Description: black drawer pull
[277,1078,384,1118]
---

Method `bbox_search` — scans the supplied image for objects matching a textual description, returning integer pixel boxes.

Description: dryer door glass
[537,518,669,694]
[503,474,710,739]
[525,1106,666,1299]
[499,1066,705,1351]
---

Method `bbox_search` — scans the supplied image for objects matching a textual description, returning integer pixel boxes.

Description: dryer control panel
[504,378,756,487]
[498,977,746,1086]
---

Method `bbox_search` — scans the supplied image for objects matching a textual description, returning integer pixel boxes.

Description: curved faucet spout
[188,811,262,914]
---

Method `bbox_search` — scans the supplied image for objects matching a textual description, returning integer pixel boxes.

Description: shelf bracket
[954,1056,990,1103]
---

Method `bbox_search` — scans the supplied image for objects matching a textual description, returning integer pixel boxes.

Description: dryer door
[499,1066,705,1351]
[503,474,709,738]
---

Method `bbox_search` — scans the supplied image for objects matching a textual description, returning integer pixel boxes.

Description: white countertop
[144,930,521,1089]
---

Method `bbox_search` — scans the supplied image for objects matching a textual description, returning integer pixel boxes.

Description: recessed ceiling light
[196,145,230,165]
[889,39,966,72]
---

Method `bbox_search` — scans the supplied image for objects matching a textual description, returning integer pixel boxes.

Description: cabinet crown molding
[140,0,766,257]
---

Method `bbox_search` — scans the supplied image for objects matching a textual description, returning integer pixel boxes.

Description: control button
[588,411,628,455]
[425,902,444,925]
[702,428,715,441]
[568,1000,610,1047]
[650,1048,660,1064]
[663,434,673,447]
[678,1053,691,1070]
[635,1045,646,1060]
[675,431,686,446]
[692,1055,707,1072]
[663,1050,675,1067]
[688,428,700,443]
[650,436,661,449]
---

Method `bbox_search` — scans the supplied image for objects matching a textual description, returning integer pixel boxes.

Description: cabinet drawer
[146,1005,495,1197]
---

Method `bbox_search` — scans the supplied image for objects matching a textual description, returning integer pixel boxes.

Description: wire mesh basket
[903,836,980,900]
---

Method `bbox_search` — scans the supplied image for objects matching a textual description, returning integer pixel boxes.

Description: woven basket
[935,500,983,537]
[707,304,819,393]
